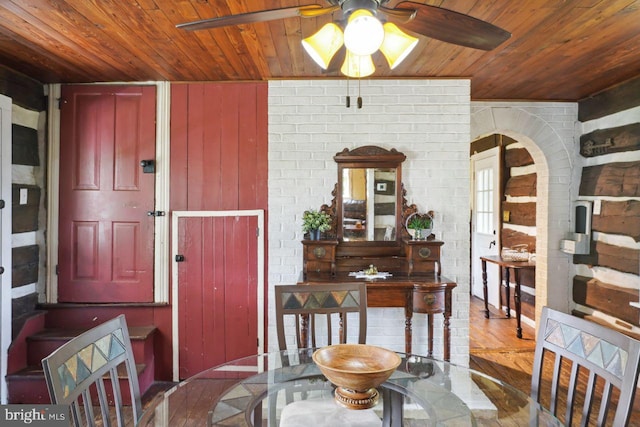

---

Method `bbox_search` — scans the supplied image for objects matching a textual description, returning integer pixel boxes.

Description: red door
[58,85,156,302]
[177,214,259,379]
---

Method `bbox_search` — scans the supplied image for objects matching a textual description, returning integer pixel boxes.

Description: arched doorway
[470,104,578,323]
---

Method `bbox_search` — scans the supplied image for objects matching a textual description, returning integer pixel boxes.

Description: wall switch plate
[19,188,28,205]
[593,199,601,215]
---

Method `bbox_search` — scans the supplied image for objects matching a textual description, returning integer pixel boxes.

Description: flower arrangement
[302,209,332,233]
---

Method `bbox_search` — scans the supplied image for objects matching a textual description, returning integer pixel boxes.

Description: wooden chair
[41,315,142,427]
[275,282,368,350]
[274,283,381,426]
[531,307,640,426]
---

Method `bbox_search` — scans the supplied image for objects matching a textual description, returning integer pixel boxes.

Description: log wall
[0,64,46,338]
[574,77,640,337]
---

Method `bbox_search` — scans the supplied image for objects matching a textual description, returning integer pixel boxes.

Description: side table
[480,255,535,338]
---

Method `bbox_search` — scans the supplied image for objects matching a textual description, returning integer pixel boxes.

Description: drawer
[413,289,445,313]
[305,244,335,261]
[305,260,332,275]
[410,245,440,263]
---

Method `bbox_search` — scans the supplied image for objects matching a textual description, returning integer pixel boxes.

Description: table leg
[443,289,452,362]
[382,388,404,427]
[427,313,434,358]
[443,311,451,362]
[481,259,489,318]
[504,267,511,318]
[514,269,523,339]
[405,301,413,355]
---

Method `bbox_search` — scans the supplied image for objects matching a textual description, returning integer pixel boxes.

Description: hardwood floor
[468,296,640,426]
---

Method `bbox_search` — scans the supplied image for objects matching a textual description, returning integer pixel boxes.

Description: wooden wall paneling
[11,124,39,166]
[219,84,240,211]
[11,184,40,233]
[237,84,268,210]
[504,174,536,197]
[580,123,640,158]
[501,201,536,226]
[504,147,533,167]
[591,200,640,242]
[0,65,45,111]
[186,83,207,211]
[573,241,639,275]
[11,245,38,288]
[579,162,640,197]
[579,76,640,122]
[501,229,536,253]
[170,84,189,212]
[254,83,268,211]
[501,286,535,319]
[573,276,639,327]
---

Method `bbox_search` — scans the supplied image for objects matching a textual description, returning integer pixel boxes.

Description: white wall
[268,80,472,364]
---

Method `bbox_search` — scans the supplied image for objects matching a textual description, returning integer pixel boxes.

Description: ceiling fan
[177,0,510,78]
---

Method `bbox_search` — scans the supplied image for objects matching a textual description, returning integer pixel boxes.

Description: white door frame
[0,94,12,403]
[171,210,265,381]
[471,146,501,308]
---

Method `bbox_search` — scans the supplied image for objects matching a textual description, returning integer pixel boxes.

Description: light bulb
[343,9,384,56]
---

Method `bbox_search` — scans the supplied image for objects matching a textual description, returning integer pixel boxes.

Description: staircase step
[7,363,149,405]
[26,325,156,366]
[8,322,156,405]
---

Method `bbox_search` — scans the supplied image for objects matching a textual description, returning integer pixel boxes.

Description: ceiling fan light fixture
[379,22,419,69]
[341,50,375,78]
[302,23,344,69]
[343,9,384,56]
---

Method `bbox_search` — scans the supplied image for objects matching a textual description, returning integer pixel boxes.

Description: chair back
[531,306,640,426]
[275,283,367,350]
[41,315,142,427]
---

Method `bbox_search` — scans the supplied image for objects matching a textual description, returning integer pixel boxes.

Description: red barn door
[58,85,156,302]
[175,212,261,379]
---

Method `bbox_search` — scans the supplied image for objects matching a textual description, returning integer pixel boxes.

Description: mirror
[341,168,396,241]
[333,146,407,243]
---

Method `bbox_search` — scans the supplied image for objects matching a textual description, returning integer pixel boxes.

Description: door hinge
[147,210,165,217]
[58,98,67,109]
[0,199,4,209]
[55,265,59,275]
[256,227,260,237]
[175,254,185,262]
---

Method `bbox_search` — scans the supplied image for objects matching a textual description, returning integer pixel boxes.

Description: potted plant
[302,209,332,240]
[406,213,433,240]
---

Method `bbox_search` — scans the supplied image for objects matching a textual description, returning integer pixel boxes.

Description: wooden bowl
[312,344,401,409]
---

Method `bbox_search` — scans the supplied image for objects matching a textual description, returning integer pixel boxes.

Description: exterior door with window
[471,147,501,308]
[58,85,156,302]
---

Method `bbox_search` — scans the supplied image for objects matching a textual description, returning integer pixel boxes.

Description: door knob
[489,240,496,248]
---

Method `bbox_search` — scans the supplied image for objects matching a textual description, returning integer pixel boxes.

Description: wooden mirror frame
[319,146,418,245]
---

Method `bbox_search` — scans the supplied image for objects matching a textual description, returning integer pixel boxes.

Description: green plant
[302,209,332,233]
[407,214,432,230]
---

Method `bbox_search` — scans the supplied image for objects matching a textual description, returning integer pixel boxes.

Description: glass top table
[139,349,561,426]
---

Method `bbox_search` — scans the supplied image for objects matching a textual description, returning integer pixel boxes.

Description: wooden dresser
[302,237,456,360]
[298,146,458,360]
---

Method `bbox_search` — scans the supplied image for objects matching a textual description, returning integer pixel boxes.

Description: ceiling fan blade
[176,5,337,31]
[391,1,510,50]
[378,5,416,23]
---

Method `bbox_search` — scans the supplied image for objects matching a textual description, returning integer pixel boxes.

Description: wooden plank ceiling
[0,0,639,100]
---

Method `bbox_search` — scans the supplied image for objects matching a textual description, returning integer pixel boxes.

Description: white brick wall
[268,80,471,364]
